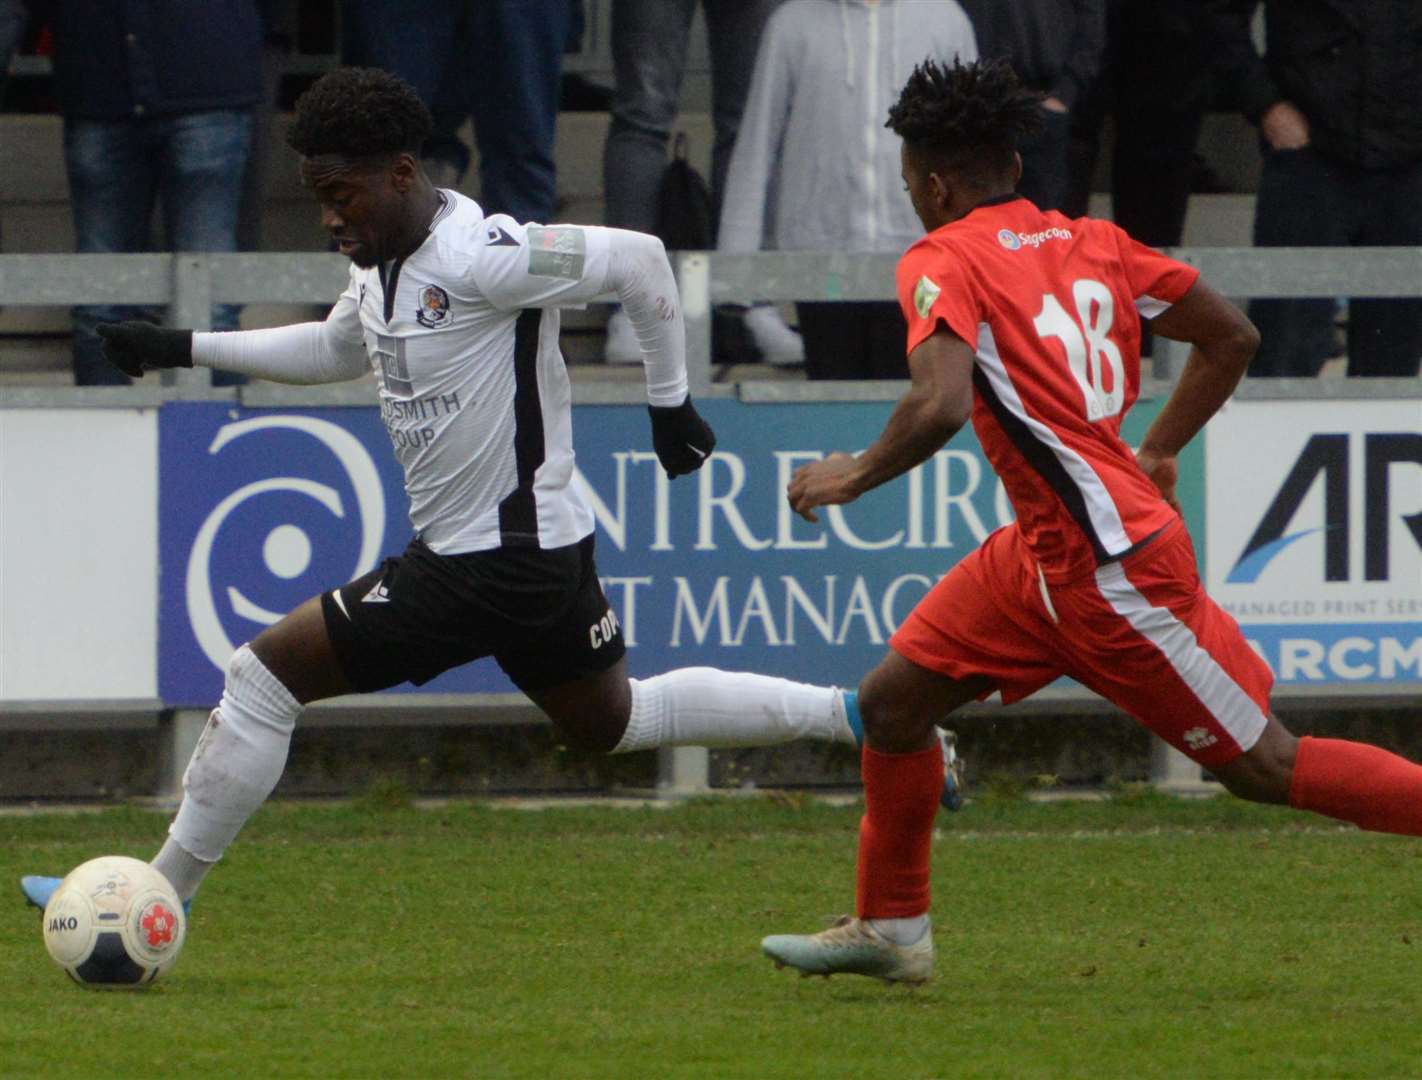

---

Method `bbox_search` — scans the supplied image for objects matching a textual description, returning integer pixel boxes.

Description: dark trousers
[341,0,572,223]
[1064,0,1210,244]
[1249,149,1422,378]
[796,302,908,380]
[1018,104,1073,213]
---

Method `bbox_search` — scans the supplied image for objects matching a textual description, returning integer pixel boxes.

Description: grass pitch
[3,790,1421,1079]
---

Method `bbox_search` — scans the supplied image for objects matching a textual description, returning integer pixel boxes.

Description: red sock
[856,743,943,919]
[1289,736,1422,836]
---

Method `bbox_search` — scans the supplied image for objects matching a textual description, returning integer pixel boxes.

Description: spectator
[340,0,573,224]
[717,0,977,380]
[1068,0,1227,245]
[0,0,23,73]
[960,0,1105,213]
[602,0,787,366]
[1219,1,1422,378]
[1062,0,1234,361]
[40,0,262,386]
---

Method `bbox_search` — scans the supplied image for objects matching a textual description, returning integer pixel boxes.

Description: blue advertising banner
[159,397,1194,706]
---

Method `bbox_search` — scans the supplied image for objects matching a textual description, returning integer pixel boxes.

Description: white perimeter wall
[0,408,158,699]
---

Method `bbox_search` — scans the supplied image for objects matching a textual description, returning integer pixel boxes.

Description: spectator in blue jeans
[42,0,264,385]
[340,0,573,224]
[602,0,790,365]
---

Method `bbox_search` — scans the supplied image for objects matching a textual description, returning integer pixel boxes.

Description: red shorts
[889,519,1273,767]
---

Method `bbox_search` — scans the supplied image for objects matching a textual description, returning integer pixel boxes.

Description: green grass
[3,792,1421,1079]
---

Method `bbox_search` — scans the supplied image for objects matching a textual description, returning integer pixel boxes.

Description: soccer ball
[42,856,186,989]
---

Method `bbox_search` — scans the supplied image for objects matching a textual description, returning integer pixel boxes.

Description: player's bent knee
[1214,723,1299,806]
[857,675,934,752]
[548,712,625,755]
[533,672,632,756]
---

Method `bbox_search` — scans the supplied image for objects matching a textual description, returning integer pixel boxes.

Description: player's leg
[505,541,858,755]
[1214,715,1422,836]
[494,529,853,751]
[149,594,357,903]
[21,589,356,911]
[1061,523,1422,835]
[762,528,1063,983]
[527,660,854,754]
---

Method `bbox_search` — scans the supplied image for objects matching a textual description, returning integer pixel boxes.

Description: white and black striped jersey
[323,191,617,555]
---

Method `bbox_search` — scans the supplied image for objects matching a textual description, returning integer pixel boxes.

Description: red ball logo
[141,902,177,948]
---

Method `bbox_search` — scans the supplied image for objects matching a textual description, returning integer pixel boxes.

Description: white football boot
[761,915,934,985]
[744,305,805,367]
[604,308,642,365]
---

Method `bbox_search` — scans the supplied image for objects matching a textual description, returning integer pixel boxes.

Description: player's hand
[1135,448,1181,516]
[96,321,194,379]
[787,452,862,524]
[648,395,716,478]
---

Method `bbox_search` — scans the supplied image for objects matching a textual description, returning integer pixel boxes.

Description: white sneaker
[762,915,933,984]
[744,305,805,367]
[604,309,642,365]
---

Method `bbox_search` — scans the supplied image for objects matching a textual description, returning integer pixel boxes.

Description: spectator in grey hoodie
[718,0,977,379]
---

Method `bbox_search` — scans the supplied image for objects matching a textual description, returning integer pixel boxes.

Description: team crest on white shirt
[415,283,452,328]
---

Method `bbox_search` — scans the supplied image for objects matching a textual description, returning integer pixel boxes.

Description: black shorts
[320,534,625,694]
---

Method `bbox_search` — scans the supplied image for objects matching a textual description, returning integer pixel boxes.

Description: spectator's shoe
[744,305,805,367]
[22,874,191,915]
[762,915,934,984]
[841,691,965,811]
[938,728,965,812]
[604,309,642,365]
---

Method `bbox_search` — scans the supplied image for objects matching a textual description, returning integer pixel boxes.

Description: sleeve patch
[526,226,586,279]
[913,275,942,319]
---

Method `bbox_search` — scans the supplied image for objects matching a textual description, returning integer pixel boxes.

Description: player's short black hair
[886,58,1043,189]
[287,67,433,160]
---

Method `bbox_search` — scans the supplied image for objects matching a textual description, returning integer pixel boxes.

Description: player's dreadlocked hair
[287,67,433,159]
[886,58,1043,190]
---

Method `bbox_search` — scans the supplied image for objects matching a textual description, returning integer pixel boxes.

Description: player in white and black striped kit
[20,68,960,919]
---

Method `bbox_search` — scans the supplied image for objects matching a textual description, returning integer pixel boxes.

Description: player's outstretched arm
[189,320,369,386]
[788,328,974,523]
[98,315,368,386]
[1136,278,1259,509]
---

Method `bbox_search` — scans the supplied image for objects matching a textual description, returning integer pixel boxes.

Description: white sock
[151,836,214,903]
[612,668,853,753]
[153,645,301,898]
[867,915,931,947]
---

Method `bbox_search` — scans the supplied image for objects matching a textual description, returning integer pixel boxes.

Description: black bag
[653,133,753,364]
[655,133,715,250]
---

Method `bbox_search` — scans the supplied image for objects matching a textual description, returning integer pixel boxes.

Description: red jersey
[896,195,1199,584]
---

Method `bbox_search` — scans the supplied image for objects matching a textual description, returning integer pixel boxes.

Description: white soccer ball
[42,856,186,989]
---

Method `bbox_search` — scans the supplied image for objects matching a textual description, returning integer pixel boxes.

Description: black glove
[96,322,194,379]
[648,394,716,478]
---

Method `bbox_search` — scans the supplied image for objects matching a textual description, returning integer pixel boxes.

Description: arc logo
[177,413,387,673]
[1227,432,1422,584]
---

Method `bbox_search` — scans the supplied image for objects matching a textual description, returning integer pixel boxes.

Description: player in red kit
[762,58,1422,985]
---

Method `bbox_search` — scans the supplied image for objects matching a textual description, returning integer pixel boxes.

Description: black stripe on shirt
[971,365,1112,564]
[379,256,406,325]
[497,309,546,547]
